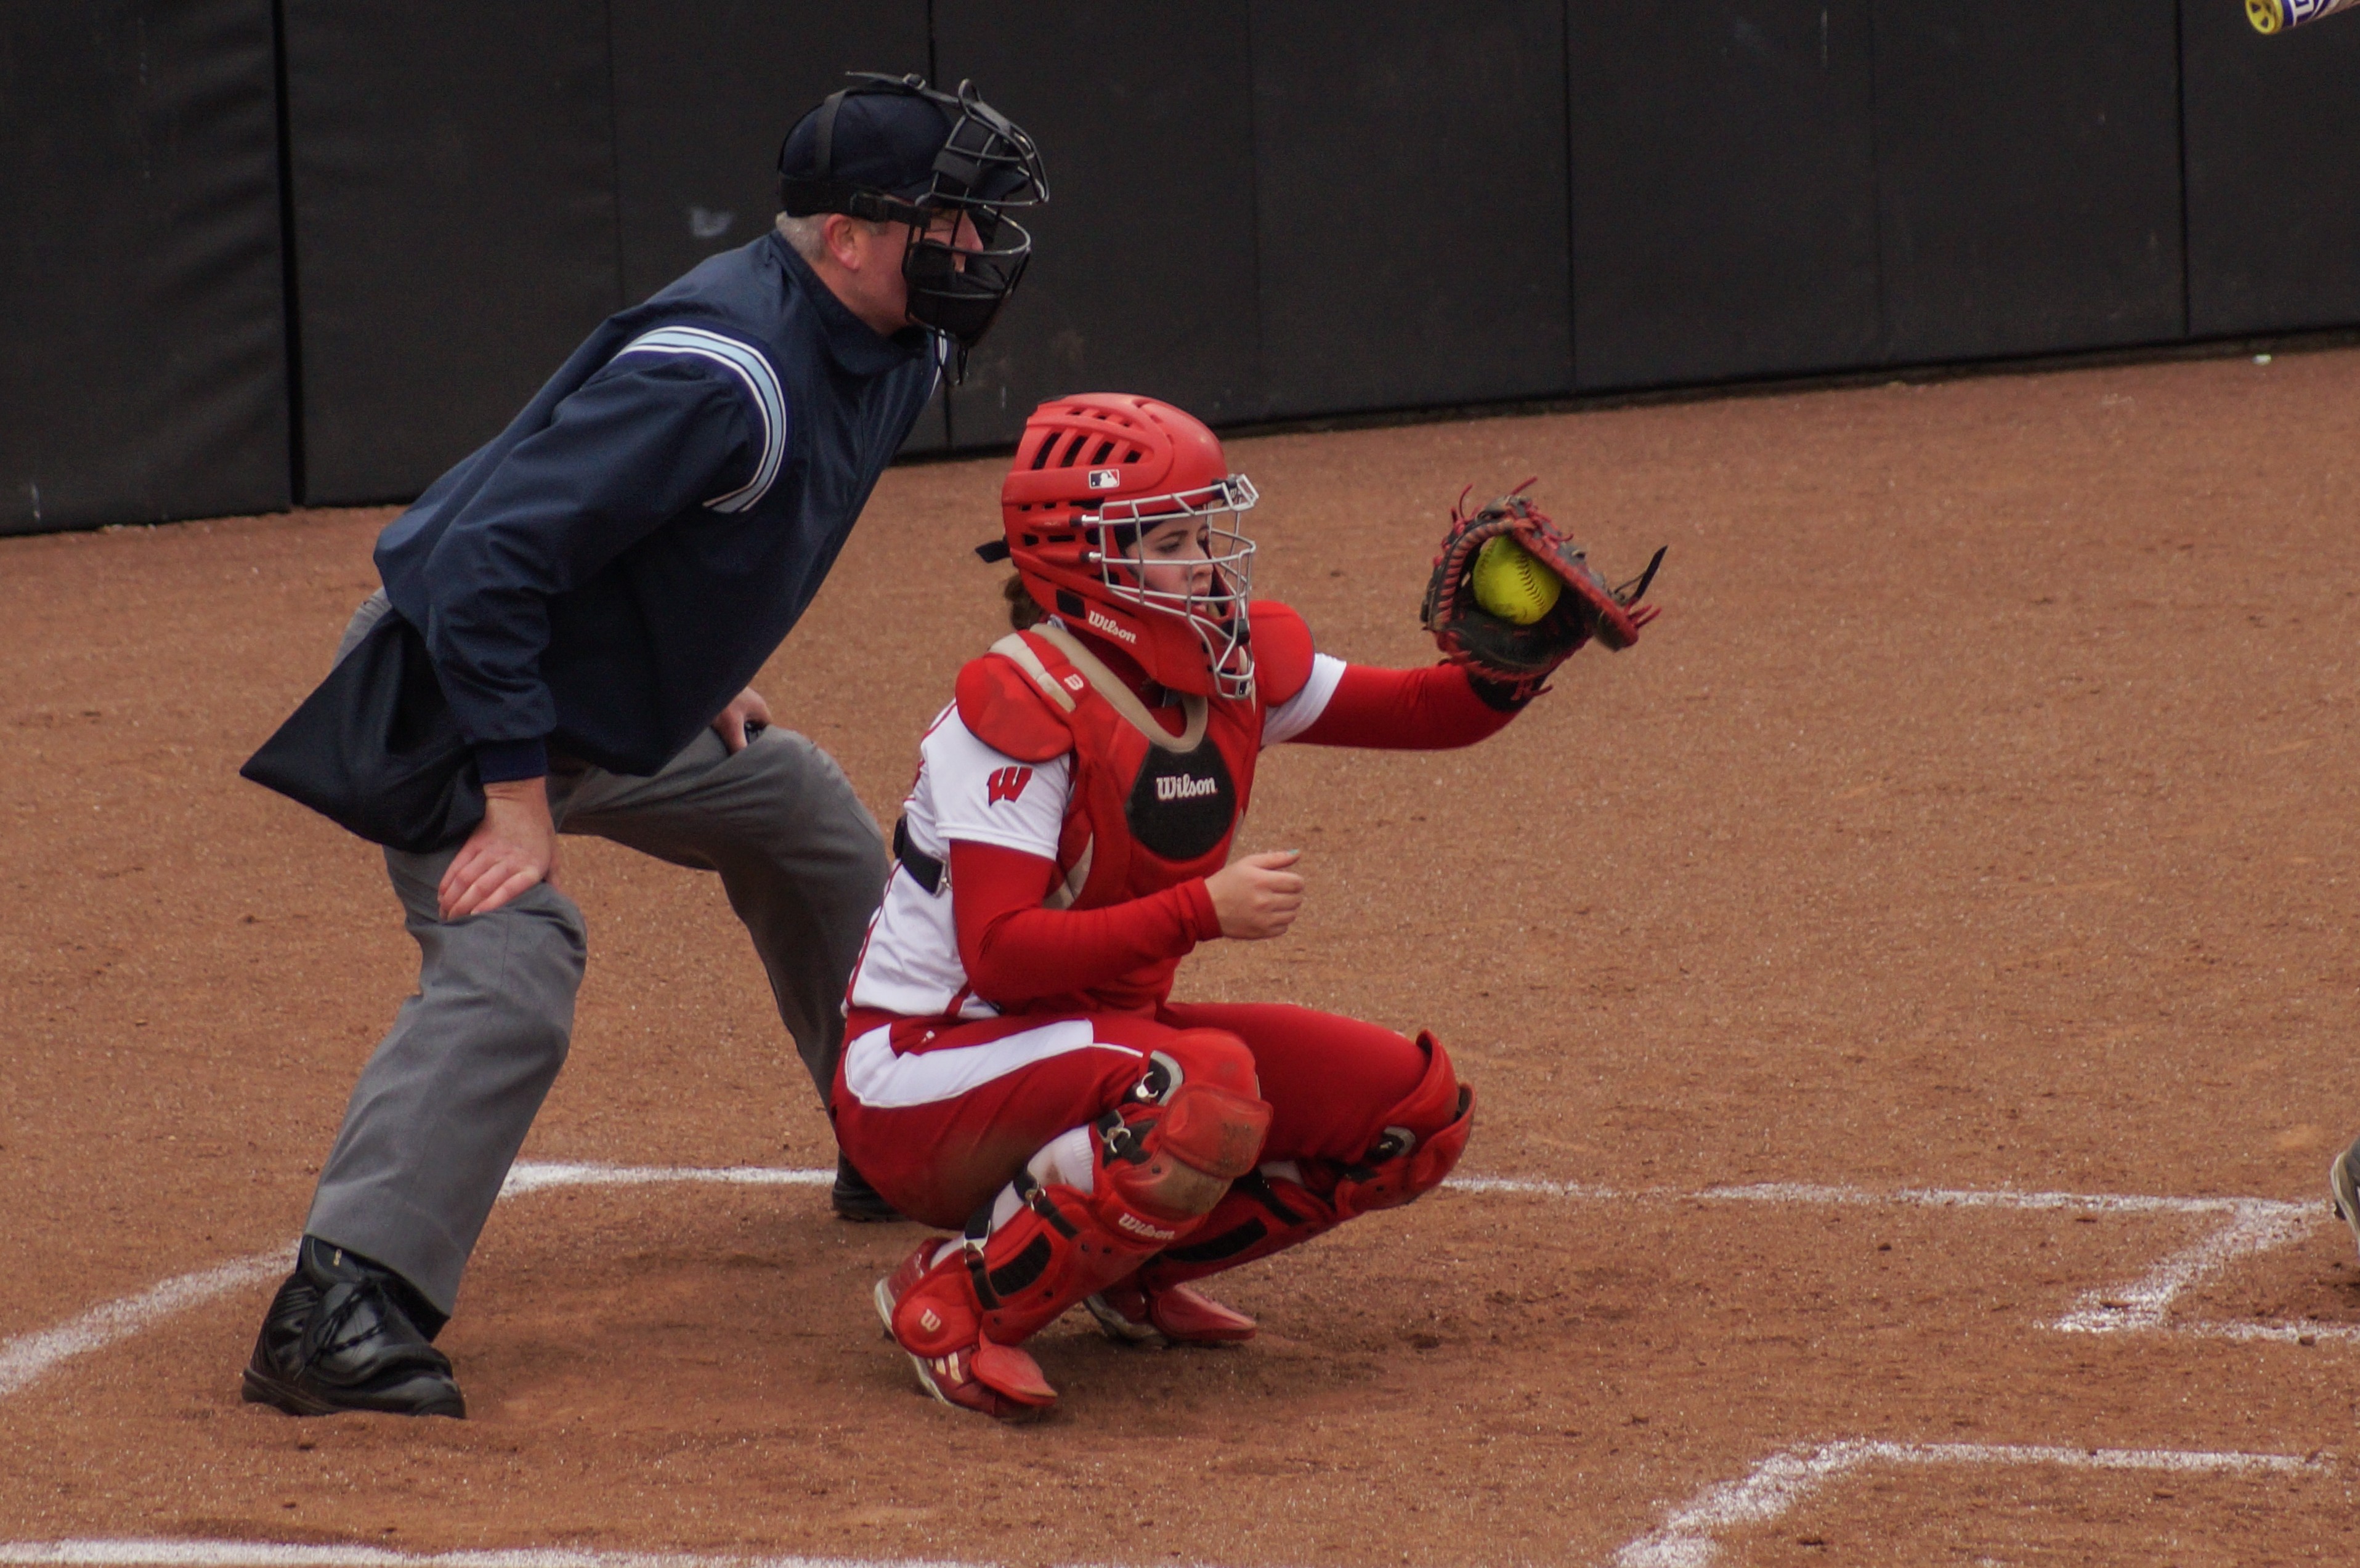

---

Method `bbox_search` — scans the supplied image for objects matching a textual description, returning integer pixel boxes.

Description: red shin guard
[886,1073,1271,1411]
[1142,1031,1474,1292]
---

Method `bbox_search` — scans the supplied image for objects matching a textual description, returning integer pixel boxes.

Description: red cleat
[873,1241,1058,1420]
[1084,1277,1257,1346]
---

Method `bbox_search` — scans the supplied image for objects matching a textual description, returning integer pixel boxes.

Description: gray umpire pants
[302,592,886,1315]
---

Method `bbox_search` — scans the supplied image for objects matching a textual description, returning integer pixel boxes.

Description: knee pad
[1126,1027,1260,1105]
[1328,1031,1474,1218]
[1105,1077,1272,1217]
[1107,1028,1267,1216]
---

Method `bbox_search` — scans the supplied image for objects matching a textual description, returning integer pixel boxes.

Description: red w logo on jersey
[985,765,1034,806]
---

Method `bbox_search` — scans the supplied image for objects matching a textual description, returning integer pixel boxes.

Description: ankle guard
[891,1078,1273,1355]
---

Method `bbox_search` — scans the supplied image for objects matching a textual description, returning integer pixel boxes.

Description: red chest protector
[955,604,1316,1009]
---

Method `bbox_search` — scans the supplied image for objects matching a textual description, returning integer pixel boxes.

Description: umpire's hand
[439,779,561,920]
[711,685,773,752]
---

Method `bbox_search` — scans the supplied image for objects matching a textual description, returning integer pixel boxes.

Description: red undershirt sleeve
[1292,661,1518,750]
[950,839,1223,1004]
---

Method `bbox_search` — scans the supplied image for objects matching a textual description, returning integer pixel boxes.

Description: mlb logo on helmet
[1087,468,1122,490]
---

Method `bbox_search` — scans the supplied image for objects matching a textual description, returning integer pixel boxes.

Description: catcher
[833,393,1658,1418]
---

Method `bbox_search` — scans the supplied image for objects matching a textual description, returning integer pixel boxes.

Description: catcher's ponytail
[1004,573,1046,630]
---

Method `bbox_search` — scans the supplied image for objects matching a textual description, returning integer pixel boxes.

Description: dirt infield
[4,348,2359,1564]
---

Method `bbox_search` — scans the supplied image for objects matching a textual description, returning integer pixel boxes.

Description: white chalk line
[0,1545,975,1568]
[1610,1438,2329,1568]
[2053,1199,2315,1334]
[0,1252,287,1400]
[0,1439,2335,1568]
[0,1163,2335,1405]
[1461,1176,2328,1340]
[497,1162,833,1198]
[0,1164,835,1405]
[2184,1317,2360,1344]
[1454,1174,2283,1216]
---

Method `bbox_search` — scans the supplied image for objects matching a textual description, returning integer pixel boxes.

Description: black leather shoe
[241,1237,466,1418]
[830,1151,904,1223]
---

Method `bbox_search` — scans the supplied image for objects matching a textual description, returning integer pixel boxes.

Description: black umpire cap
[776,73,1045,221]
[777,86,953,209]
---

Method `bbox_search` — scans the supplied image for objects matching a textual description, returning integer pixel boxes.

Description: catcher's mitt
[1420,484,1663,701]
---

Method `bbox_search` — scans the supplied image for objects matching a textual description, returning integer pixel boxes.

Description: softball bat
[2248,0,2360,33]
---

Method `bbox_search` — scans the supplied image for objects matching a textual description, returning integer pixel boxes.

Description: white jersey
[846,642,1345,1021]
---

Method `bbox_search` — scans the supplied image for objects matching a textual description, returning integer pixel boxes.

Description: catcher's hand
[1419,483,1663,705]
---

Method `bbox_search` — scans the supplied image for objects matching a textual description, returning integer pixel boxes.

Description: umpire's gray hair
[774,211,888,262]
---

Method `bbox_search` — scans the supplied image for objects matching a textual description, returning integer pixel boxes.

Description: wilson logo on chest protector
[986,765,1034,805]
[1125,739,1236,863]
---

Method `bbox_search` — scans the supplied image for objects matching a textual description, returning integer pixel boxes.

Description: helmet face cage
[1090,476,1260,699]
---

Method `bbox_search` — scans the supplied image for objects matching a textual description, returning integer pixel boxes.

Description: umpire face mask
[901,204,1034,356]
[899,81,1044,363]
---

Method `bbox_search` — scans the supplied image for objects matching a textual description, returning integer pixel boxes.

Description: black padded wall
[609,2,927,305]
[2182,0,2360,337]
[1252,0,1572,418]
[607,2,947,453]
[0,0,288,534]
[21,2,2360,531]
[282,1,623,504]
[1869,0,2185,363]
[933,1,1263,448]
[1569,1,1879,392]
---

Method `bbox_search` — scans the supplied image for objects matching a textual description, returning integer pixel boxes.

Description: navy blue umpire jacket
[373,230,943,784]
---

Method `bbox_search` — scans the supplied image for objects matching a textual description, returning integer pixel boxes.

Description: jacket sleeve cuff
[474,738,549,783]
[1182,878,1223,942]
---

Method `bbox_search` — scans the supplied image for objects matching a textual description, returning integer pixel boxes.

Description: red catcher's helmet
[999,394,1259,698]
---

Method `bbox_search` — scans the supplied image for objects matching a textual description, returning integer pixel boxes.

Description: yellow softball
[1472,536,1562,625]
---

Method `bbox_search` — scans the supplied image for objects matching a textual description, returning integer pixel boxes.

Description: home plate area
[2,1163,2354,1567]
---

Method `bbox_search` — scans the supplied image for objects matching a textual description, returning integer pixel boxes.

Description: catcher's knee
[1133,1027,1258,1101]
[1329,1031,1474,1218]
[1106,1083,1271,1218]
[1111,1029,1266,1215]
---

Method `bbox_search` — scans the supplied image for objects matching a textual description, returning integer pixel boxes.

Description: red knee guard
[888,1075,1273,1396]
[1329,1031,1474,1216]
[1141,1032,1473,1292]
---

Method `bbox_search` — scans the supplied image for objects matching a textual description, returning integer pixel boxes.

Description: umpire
[241,76,1045,1419]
